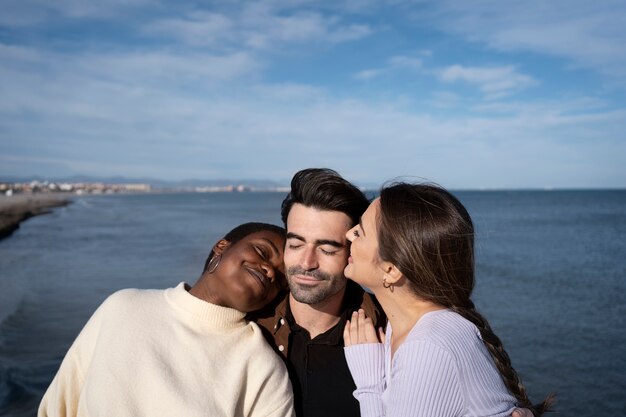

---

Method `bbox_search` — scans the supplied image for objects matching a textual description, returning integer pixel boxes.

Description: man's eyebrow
[316,239,345,248]
[286,232,345,248]
[286,232,305,242]
[261,237,281,258]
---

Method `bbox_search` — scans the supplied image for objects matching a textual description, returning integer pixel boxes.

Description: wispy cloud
[82,51,259,85]
[142,12,236,47]
[355,54,423,80]
[143,7,372,51]
[424,0,626,82]
[0,0,154,26]
[242,12,371,49]
[438,65,537,98]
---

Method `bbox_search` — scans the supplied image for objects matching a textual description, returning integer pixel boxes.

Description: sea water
[0,190,624,416]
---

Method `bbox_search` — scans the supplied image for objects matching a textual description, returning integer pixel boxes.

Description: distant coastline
[0,179,292,195]
[0,178,288,241]
[0,194,71,240]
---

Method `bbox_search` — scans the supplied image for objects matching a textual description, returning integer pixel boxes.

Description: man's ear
[381,261,403,285]
[212,239,231,255]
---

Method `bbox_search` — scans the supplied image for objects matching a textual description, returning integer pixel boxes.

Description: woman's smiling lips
[245,266,269,290]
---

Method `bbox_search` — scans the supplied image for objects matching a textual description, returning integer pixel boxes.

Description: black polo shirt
[285,305,360,417]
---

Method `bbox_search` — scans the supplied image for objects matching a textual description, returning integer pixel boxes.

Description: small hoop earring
[382,276,394,293]
[207,253,222,274]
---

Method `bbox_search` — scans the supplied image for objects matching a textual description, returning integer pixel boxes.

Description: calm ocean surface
[0,191,624,416]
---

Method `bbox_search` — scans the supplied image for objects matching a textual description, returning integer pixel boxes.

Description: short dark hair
[280,168,369,227]
[203,222,285,272]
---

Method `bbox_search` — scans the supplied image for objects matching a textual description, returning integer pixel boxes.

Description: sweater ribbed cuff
[344,343,385,391]
[345,343,386,417]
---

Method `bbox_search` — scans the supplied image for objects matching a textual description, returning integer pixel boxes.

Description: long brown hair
[377,182,553,416]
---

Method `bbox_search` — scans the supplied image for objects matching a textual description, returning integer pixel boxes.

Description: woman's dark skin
[189,230,287,312]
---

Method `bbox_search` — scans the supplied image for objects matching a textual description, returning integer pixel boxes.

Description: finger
[356,309,377,343]
[343,319,352,346]
[378,326,386,343]
[357,309,368,343]
[363,317,377,343]
[350,311,359,343]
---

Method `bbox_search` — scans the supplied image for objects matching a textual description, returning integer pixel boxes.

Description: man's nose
[300,247,318,270]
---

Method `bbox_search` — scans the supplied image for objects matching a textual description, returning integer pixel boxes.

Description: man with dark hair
[253,168,381,417]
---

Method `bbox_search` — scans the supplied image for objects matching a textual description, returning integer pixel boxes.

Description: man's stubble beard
[286,266,347,305]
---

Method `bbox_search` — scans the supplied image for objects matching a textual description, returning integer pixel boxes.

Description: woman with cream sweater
[39,222,295,417]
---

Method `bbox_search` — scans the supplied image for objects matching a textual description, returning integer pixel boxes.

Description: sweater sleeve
[247,333,296,417]
[37,349,84,417]
[344,343,386,417]
[260,395,295,417]
[345,340,464,417]
[254,367,296,417]
[38,298,108,417]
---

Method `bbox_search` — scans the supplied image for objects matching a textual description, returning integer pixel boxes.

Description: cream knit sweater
[38,282,295,417]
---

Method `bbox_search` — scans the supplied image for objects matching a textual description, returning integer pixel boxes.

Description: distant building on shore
[1,180,152,196]
[1,179,294,195]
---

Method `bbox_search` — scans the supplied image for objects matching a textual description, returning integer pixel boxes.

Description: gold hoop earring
[207,253,222,274]
[382,276,394,293]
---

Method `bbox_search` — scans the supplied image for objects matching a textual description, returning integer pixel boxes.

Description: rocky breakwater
[0,194,71,240]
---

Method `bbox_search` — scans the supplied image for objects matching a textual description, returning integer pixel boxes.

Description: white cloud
[354,54,422,80]
[355,68,384,80]
[430,91,461,108]
[388,55,422,70]
[438,65,537,98]
[251,83,326,101]
[326,23,372,42]
[142,12,235,47]
[0,43,41,61]
[81,51,259,85]
[242,11,373,49]
[244,12,333,48]
[424,0,626,81]
[0,43,259,94]
[142,7,372,51]
[0,0,155,26]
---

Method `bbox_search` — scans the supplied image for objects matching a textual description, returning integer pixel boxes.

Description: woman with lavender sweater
[342,183,553,417]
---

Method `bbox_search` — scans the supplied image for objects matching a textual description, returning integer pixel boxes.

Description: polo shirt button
[278,345,285,352]
[280,318,285,325]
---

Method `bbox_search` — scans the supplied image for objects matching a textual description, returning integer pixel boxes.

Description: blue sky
[1,0,625,188]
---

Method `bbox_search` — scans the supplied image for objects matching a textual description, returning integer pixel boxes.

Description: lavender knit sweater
[344,309,517,417]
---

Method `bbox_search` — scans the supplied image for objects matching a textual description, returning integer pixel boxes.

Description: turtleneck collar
[165,282,247,330]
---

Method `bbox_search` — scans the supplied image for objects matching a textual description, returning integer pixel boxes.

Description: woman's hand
[344,309,384,346]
